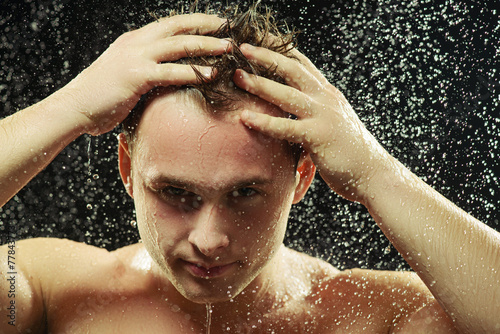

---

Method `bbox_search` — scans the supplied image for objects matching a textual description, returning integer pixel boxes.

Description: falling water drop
[205,303,212,334]
[86,136,92,177]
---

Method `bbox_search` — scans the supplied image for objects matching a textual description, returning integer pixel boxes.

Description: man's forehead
[132,89,294,184]
[134,88,284,150]
[136,92,272,143]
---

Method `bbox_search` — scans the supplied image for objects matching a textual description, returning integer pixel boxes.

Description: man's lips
[182,260,237,278]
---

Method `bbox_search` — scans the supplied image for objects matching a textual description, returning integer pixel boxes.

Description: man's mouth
[183,260,236,279]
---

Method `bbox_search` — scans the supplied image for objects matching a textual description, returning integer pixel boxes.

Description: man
[1,4,498,333]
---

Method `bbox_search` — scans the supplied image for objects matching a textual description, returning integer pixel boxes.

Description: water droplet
[206,303,212,334]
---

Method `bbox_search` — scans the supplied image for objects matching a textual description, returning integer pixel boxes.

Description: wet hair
[122,1,302,162]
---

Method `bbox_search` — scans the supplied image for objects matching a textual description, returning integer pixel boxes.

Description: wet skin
[3,10,485,333]
[3,90,456,333]
[11,238,452,333]
[120,88,305,305]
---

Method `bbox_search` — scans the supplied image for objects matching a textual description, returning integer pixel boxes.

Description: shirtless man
[1,5,499,334]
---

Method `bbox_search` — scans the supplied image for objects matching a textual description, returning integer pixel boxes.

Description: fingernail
[242,110,256,120]
[202,67,213,77]
[239,70,249,80]
[242,43,255,51]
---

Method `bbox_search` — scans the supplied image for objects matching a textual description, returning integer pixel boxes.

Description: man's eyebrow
[145,174,274,191]
[147,176,195,190]
[230,178,273,189]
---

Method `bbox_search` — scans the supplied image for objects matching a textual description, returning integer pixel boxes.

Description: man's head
[117,4,316,304]
[122,1,299,144]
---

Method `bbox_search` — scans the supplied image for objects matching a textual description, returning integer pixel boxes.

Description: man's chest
[44,295,390,334]
[46,295,201,334]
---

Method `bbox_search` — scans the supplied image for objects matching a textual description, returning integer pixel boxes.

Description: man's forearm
[364,156,500,333]
[0,91,86,207]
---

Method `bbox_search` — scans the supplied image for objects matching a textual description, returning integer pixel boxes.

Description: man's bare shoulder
[318,269,457,333]
[279,248,440,332]
[1,238,131,332]
[279,247,432,303]
[325,267,432,293]
[280,246,341,280]
[16,237,119,270]
[15,238,158,300]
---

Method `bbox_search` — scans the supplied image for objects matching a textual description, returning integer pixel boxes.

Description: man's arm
[233,43,500,332]
[0,91,87,207]
[363,152,500,333]
[0,13,230,207]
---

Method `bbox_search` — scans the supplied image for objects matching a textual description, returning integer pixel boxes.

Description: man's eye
[163,187,192,197]
[231,188,257,198]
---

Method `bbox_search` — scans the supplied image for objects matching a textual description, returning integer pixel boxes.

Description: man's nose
[188,203,229,257]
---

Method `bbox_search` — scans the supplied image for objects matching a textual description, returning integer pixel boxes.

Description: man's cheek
[236,210,280,238]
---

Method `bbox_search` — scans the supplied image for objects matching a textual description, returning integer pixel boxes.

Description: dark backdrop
[1,0,498,271]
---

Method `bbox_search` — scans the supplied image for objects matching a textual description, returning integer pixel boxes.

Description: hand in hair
[234,43,386,204]
[235,42,500,333]
[62,13,230,136]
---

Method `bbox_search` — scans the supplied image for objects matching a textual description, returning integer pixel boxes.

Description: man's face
[121,90,304,303]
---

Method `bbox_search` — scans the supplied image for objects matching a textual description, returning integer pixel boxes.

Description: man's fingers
[240,110,305,144]
[261,33,328,84]
[234,69,317,119]
[151,35,231,62]
[239,43,323,92]
[151,64,214,86]
[169,13,227,36]
[145,13,227,38]
[289,48,330,85]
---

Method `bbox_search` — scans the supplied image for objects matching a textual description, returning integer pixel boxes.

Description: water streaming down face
[0,0,498,274]
[206,303,212,334]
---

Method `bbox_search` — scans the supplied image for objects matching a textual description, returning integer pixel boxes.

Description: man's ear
[118,133,134,199]
[292,150,316,204]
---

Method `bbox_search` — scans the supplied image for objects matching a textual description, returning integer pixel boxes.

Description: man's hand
[234,43,500,332]
[234,43,390,203]
[0,13,230,207]
[62,13,230,135]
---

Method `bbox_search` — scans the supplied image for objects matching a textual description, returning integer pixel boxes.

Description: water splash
[86,135,92,179]
[205,302,212,334]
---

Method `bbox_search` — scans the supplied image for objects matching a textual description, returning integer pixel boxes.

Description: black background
[1,0,498,271]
